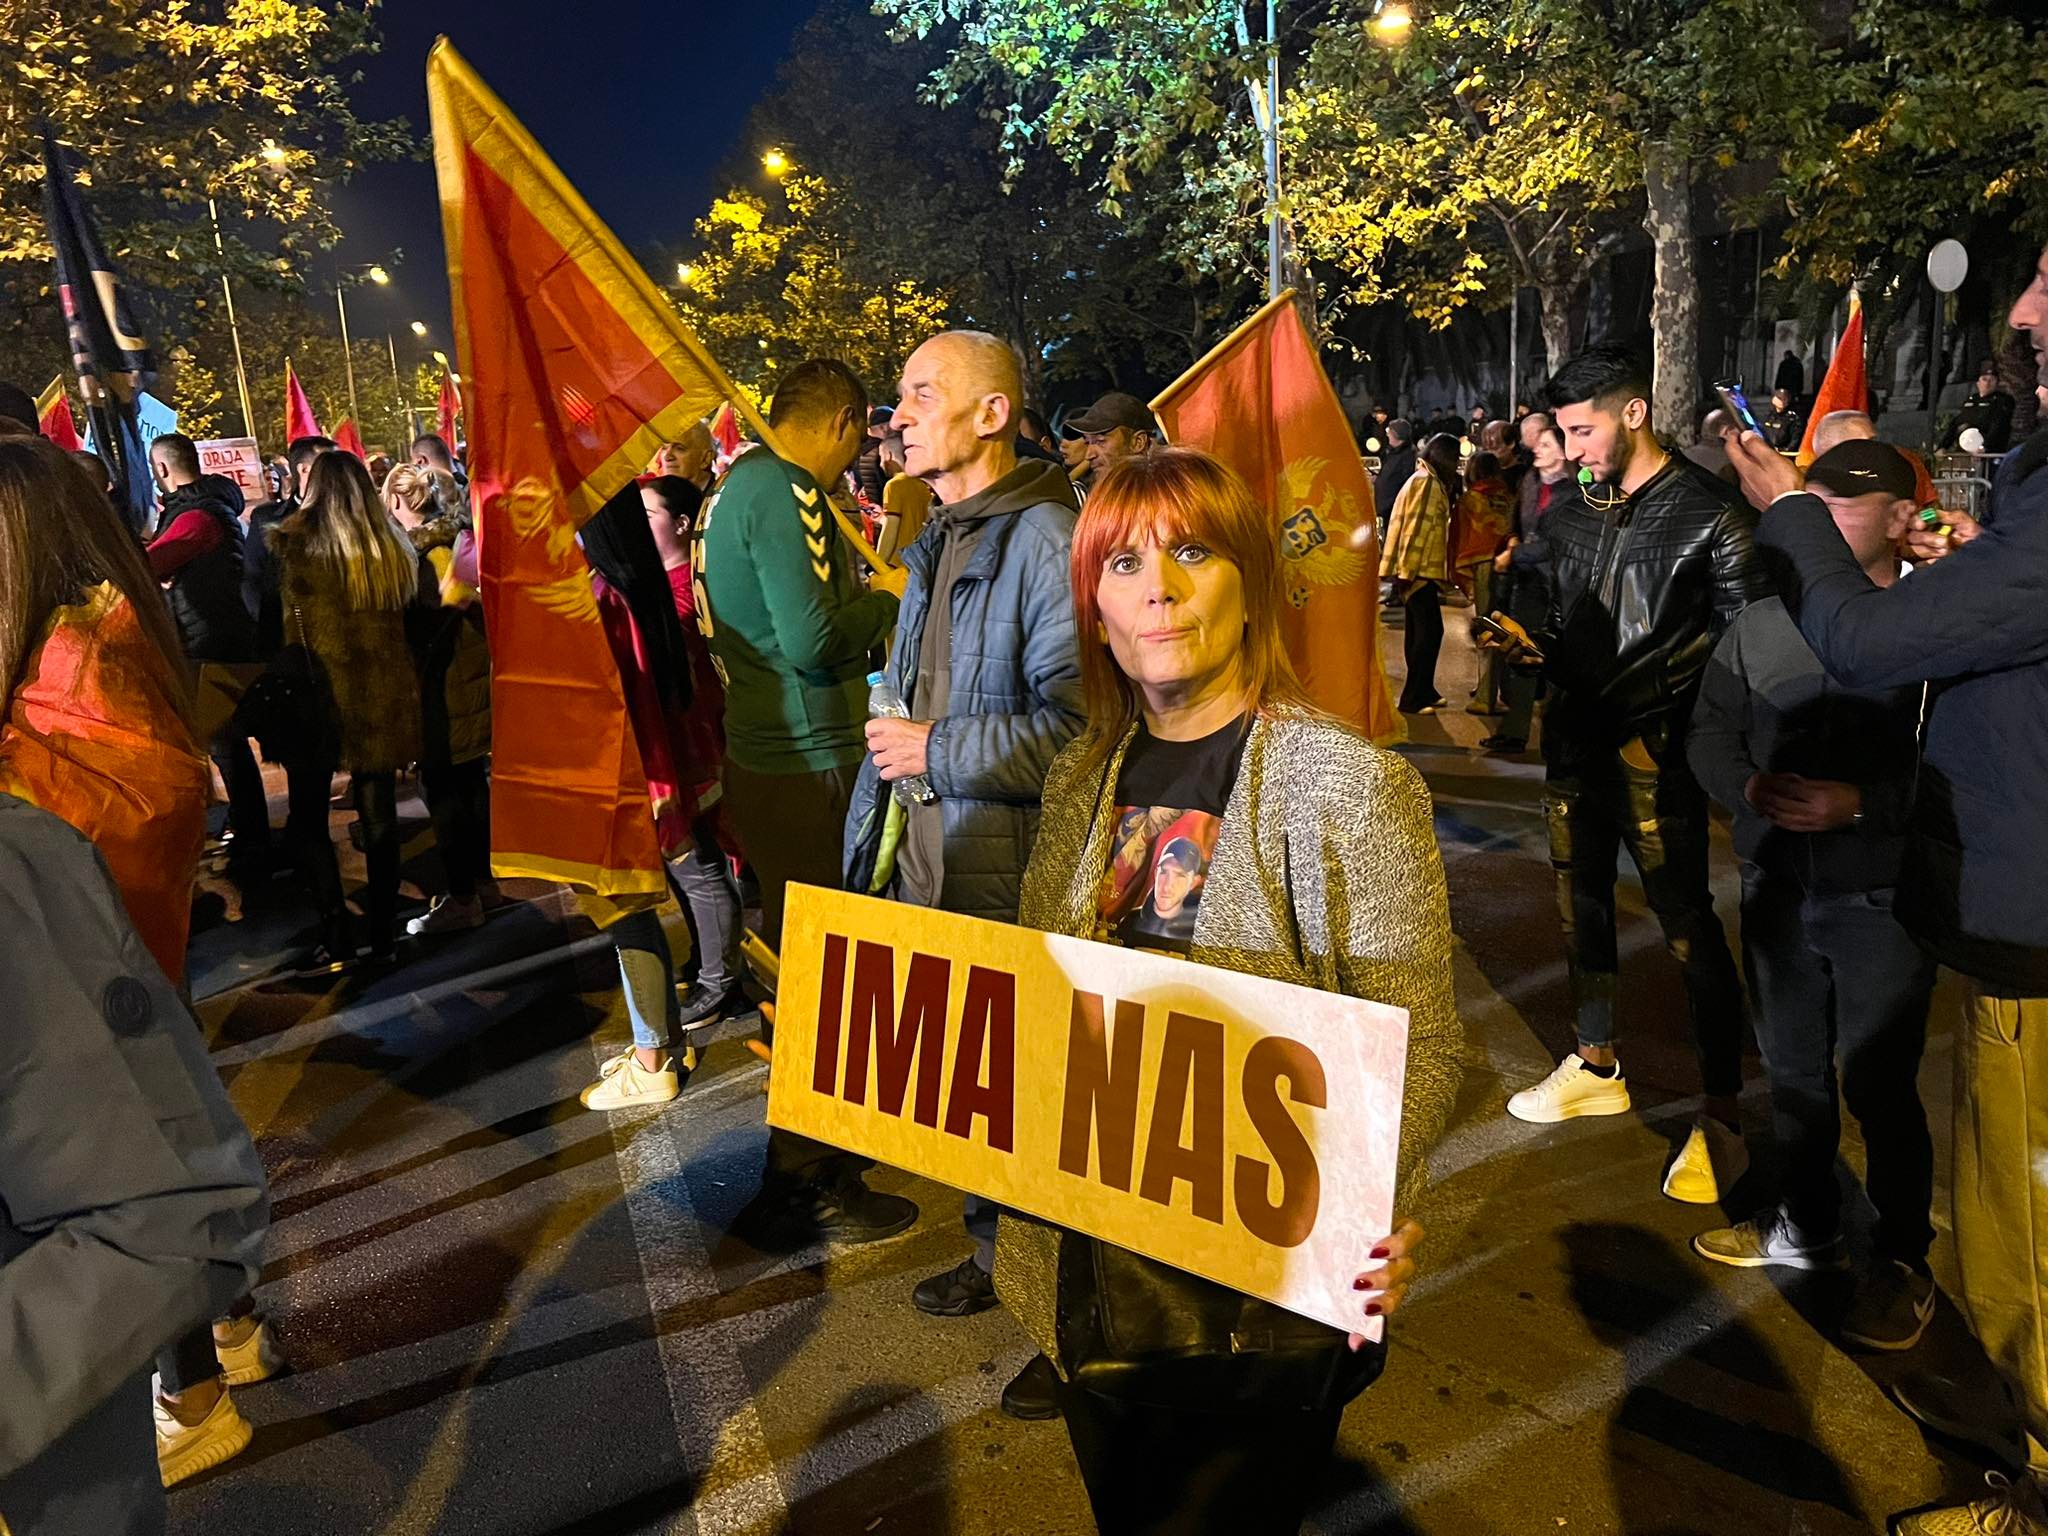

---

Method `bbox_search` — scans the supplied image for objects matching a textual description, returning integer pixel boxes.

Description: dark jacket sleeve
[1709,498,1771,635]
[0,802,267,1480]
[754,477,898,675]
[926,511,1086,803]
[1685,621,1759,819]
[1759,490,2048,688]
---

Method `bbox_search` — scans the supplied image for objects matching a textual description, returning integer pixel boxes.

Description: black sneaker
[1479,734,1528,754]
[1842,1260,1937,1352]
[912,1255,998,1317]
[292,942,360,980]
[806,1177,919,1245]
[678,980,748,1035]
[1890,1369,2028,1468]
[1000,1353,1060,1421]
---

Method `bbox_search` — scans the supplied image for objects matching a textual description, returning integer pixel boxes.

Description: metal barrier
[1930,473,1995,522]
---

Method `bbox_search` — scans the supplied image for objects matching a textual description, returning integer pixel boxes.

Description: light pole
[1265,0,1281,299]
[206,199,256,439]
[334,262,390,427]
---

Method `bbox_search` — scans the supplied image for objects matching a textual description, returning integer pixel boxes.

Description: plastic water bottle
[867,671,937,807]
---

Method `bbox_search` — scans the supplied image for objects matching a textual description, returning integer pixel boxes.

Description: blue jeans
[612,908,679,1052]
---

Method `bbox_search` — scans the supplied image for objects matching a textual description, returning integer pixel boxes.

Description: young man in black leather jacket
[1496,344,1770,1209]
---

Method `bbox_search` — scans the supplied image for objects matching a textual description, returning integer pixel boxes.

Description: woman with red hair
[995,447,1461,1535]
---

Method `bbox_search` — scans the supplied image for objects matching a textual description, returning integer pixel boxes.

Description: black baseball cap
[868,405,895,426]
[1067,391,1155,436]
[1805,440,1917,501]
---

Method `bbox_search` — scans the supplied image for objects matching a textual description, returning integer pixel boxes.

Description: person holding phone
[1488,344,1769,1213]
[1724,242,2048,1534]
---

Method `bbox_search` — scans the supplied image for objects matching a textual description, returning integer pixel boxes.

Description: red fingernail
[1370,1245,1390,1259]
[1352,1277,1369,1290]
[1365,1302,1383,1317]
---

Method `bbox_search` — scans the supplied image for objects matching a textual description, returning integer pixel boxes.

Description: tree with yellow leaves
[0,0,408,382]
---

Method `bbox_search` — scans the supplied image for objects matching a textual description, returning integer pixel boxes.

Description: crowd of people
[2,240,2047,1536]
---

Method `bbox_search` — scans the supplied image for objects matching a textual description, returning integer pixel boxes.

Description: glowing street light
[676,262,696,285]
[410,320,428,337]
[1372,2,1414,39]
[761,148,790,178]
[259,141,287,165]
[367,264,390,285]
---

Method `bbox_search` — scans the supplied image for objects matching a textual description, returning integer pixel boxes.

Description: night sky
[318,0,811,351]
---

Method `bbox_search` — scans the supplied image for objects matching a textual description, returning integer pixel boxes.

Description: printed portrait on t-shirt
[1099,804,1223,952]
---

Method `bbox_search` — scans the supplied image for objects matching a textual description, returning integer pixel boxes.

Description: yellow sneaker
[154,1388,254,1487]
[1662,1118,1750,1205]
[213,1316,286,1387]
[581,1047,680,1111]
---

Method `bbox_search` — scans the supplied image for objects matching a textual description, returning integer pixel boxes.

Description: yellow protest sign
[767,884,1411,1337]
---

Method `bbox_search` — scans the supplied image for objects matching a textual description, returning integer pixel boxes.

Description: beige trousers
[1953,984,2048,1469]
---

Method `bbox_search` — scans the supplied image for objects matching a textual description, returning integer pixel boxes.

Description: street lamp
[676,262,695,286]
[762,148,790,178]
[259,141,287,166]
[1372,2,1414,40]
[334,261,396,429]
[410,320,428,337]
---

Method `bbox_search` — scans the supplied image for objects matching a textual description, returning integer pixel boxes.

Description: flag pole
[1151,288,1298,424]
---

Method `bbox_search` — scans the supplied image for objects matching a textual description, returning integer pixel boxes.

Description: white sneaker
[1662,1117,1750,1204]
[405,895,485,937]
[1506,1053,1631,1123]
[580,1047,679,1111]
[154,1387,254,1487]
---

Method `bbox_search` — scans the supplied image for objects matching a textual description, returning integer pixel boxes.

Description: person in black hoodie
[1495,344,1768,1215]
[1371,416,1415,539]
[1729,244,2048,1536]
[146,433,264,876]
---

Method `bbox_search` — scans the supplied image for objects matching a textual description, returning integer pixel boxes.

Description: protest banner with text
[196,437,265,502]
[768,884,1410,1338]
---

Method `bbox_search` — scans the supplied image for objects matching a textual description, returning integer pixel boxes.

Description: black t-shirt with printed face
[1096,717,1248,954]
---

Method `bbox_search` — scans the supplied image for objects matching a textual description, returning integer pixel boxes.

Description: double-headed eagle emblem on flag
[1275,455,1369,608]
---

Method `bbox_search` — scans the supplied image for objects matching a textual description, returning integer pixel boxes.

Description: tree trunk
[1536,281,1574,377]
[1642,142,1701,446]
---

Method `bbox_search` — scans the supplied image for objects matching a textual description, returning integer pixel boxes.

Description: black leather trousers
[1543,742,1747,1096]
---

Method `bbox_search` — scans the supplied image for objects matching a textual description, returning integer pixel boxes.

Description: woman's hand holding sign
[1349,1216,1424,1349]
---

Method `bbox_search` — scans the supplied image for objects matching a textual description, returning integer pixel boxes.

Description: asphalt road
[167,618,1994,1535]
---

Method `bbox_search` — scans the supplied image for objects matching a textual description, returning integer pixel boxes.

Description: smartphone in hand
[1714,381,1765,439]
[1472,612,1544,663]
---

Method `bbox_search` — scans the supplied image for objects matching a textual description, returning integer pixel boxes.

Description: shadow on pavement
[1565,1220,1870,1533]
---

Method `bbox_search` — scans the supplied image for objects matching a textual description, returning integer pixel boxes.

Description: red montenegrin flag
[36,376,81,451]
[1797,291,1866,468]
[428,38,754,903]
[284,359,322,443]
[1151,292,1400,745]
[709,400,741,464]
[436,366,461,448]
[333,418,367,461]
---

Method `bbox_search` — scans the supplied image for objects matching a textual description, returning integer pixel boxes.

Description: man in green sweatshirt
[693,357,912,1244]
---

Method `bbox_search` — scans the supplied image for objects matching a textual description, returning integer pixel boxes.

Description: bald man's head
[895,330,1026,490]
[1812,410,1877,457]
